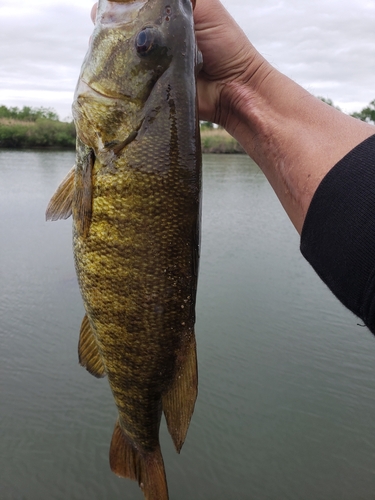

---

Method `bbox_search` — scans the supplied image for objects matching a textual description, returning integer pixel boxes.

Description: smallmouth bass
[46,0,202,498]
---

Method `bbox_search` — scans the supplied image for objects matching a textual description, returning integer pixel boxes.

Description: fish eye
[136,27,159,56]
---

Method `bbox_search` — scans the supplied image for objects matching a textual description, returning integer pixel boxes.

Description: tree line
[318,97,375,123]
[350,100,375,123]
[0,105,75,149]
[0,105,60,122]
[0,99,374,150]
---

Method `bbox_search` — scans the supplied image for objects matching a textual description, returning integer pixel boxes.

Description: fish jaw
[72,0,198,154]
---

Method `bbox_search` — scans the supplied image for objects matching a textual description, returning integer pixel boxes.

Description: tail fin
[162,330,198,452]
[109,420,169,500]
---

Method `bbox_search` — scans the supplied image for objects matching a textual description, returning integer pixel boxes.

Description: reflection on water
[1,150,375,499]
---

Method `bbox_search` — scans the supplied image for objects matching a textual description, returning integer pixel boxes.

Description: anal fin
[110,420,169,500]
[78,314,106,378]
[162,331,198,453]
[45,165,75,221]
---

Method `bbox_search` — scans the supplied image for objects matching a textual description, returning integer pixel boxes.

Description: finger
[91,3,98,24]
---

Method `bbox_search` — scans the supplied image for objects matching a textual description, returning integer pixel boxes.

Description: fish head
[73,0,197,154]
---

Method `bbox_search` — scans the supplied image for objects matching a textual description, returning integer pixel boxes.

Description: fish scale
[46,0,201,498]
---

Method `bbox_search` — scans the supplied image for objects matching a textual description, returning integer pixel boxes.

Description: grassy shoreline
[0,119,244,154]
[200,128,245,154]
[1,99,373,152]
[0,117,76,149]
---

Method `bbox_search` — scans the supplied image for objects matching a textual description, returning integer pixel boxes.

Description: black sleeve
[300,134,375,334]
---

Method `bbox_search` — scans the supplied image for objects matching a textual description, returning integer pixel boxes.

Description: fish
[46,0,202,498]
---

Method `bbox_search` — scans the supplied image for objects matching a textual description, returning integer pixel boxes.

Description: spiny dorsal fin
[110,419,169,500]
[73,140,95,238]
[78,314,106,378]
[162,330,198,453]
[45,165,75,221]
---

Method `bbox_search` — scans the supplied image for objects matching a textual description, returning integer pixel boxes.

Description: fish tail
[109,420,169,500]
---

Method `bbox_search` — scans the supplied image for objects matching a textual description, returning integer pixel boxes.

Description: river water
[1,150,375,499]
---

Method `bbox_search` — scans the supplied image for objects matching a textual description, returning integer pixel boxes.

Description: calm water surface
[2,150,375,499]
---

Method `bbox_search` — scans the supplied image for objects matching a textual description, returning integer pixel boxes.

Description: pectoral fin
[162,331,198,453]
[45,165,75,221]
[73,139,95,238]
[78,314,106,378]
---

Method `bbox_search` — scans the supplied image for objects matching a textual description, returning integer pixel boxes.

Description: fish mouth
[73,79,142,157]
[80,80,110,99]
[76,79,132,103]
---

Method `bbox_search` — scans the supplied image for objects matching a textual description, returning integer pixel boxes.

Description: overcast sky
[1,0,374,120]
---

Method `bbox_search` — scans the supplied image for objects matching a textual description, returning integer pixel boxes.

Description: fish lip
[76,78,135,103]
[76,79,121,101]
[73,78,142,156]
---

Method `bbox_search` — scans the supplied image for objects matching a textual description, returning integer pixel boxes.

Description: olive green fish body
[47,0,201,498]
[74,140,199,450]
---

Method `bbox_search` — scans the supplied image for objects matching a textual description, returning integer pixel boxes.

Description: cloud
[222,0,375,112]
[1,0,374,118]
[0,0,94,118]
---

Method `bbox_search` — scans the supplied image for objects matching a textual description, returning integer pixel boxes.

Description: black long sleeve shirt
[300,134,375,333]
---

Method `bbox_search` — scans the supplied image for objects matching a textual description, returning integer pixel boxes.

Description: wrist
[220,64,375,232]
[217,56,276,143]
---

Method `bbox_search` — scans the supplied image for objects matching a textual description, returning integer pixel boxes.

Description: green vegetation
[351,99,375,125]
[0,98,373,151]
[318,96,375,125]
[0,105,75,149]
[200,126,244,154]
[200,120,214,130]
[0,105,59,122]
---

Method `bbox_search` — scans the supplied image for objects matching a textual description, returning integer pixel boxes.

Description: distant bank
[1,99,373,152]
[0,120,244,154]
[0,104,244,153]
[0,117,76,150]
[200,128,245,154]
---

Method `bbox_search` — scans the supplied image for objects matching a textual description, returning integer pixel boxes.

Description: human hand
[193,0,266,130]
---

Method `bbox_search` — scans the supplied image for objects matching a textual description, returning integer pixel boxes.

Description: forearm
[193,0,375,329]
[222,61,375,232]
[194,0,374,232]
